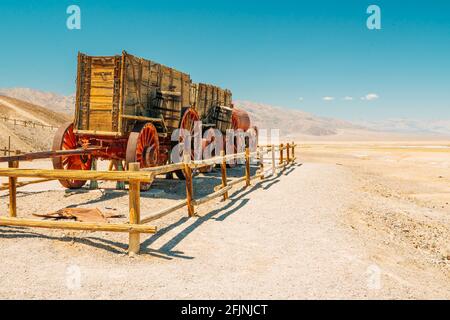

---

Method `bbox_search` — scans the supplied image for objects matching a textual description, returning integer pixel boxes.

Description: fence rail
[0,142,297,255]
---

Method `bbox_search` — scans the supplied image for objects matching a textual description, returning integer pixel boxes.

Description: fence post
[286,143,290,163]
[8,160,19,217]
[245,147,251,187]
[220,150,229,200]
[292,141,295,162]
[128,162,141,255]
[259,147,264,180]
[115,160,125,190]
[183,154,195,217]
[279,143,284,165]
[271,144,276,175]
[89,158,98,189]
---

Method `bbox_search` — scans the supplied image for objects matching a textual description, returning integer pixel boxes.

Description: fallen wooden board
[33,207,123,223]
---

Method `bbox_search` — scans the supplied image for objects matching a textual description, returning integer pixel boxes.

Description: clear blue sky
[0,0,449,120]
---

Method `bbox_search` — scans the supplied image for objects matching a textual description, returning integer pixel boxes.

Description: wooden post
[115,160,125,190]
[128,162,141,255]
[279,143,284,165]
[184,154,195,217]
[108,160,114,171]
[271,144,276,175]
[245,147,251,187]
[8,160,18,217]
[286,143,290,163]
[259,147,264,180]
[89,158,98,189]
[8,136,11,156]
[292,141,295,162]
[220,150,229,200]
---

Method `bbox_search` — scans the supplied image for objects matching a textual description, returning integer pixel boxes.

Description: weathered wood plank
[128,163,141,254]
[140,200,187,224]
[0,168,154,182]
[0,217,156,234]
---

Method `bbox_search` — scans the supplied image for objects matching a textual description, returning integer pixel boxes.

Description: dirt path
[0,161,449,299]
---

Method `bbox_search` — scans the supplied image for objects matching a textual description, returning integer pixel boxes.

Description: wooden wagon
[52,51,253,188]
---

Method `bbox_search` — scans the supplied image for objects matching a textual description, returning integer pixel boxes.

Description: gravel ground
[0,158,449,299]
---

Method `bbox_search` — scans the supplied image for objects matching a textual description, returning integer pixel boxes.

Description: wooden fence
[0,142,297,254]
[0,115,56,130]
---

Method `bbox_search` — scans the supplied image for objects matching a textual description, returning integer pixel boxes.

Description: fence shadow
[0,160,296,256]
[139,170,286,259]
[0,225,127,254]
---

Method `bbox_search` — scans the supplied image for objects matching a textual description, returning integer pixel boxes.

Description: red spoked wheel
[126,122,160,190]
[174,108,200,180]
[224,134,240,168]
[246,126,259,151]
[52,122,92,189]
[199,128,216,173]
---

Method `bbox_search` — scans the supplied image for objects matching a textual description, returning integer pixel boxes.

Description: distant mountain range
[0,87,449,138]
[0,88,75,114]
[233,100,365,138]
[355,118,450,136]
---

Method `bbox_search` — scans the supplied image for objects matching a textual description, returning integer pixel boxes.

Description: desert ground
[0,139,449,299]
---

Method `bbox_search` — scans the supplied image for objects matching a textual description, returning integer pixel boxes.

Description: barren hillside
[0,88,75,114]
[0,95,70,152]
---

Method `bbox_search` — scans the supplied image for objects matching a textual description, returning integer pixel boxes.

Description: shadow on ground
[0,163,300,257]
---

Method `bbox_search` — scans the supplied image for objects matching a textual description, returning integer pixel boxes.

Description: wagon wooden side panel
[194,83,233,134]
[74,51,192,137]
[74,54,122,136]
[122,53,192,134]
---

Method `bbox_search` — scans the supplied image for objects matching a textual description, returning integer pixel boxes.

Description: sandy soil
[0,141,449,299]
